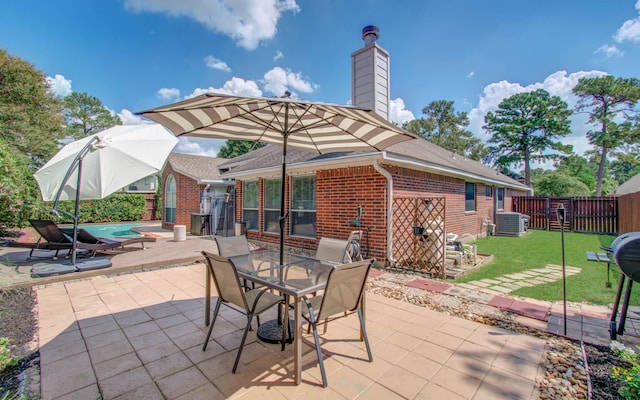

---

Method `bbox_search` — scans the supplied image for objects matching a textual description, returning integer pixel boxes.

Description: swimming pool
[73,222,153,238]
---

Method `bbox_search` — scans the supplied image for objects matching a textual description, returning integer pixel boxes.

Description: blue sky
[2,1,639,159]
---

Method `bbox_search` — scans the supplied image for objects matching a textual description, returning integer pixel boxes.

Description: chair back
[29,219,72,244]
[316,258,375,320]
[315,238,350,264]
[215,235,250,257]
[59,227,102,244]
[202,251,248,310]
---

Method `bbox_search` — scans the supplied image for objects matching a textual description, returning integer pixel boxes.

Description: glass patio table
[228,250,334,385]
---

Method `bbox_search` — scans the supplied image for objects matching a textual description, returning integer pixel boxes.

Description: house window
[465,182,476,212]
[263,179,281,233]
[243,181,259,230]
[497,187,504,210]
[485,185,492,198]
[291,176,316,237]
[165,175,176,224]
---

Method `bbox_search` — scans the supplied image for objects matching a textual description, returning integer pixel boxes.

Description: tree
[403,100,487,161]
[217,140,265,159]
[62,92,121,139]
[572,75,640,195]
[0,137,44,232]
[553,154,596,192]
[0,49,63,164]
[534,171,591,197]
[483,89,572,187]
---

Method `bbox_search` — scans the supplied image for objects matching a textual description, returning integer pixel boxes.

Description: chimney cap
[362,25,379,44]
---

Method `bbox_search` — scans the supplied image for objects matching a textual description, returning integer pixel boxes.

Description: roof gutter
[372,158,396,265]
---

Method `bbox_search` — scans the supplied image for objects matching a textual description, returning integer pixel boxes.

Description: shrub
[34,193,148,224]
[611,340,640,400]
[0,337,16,370]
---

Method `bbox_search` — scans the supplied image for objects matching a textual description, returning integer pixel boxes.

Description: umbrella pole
[50,137,98,269]
[279,136,288,268]
[70,159,83,268]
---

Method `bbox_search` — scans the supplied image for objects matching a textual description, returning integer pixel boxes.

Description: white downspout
[373,159,396,264]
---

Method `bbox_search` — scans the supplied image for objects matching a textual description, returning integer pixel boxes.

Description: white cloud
[46,74,72,97]
[174,137,222,157]
[118,109,149,125]
[466,71,475,79]
[157,87,181,100]
[186,76,263,98]
[124,0,300,50]
[274,50,284,61]
[262,67,318,97]
[595,44,624,57]
[467,70,607,158]
[389,98,415,126]
[615,0,640,43]
[204,55,231,72]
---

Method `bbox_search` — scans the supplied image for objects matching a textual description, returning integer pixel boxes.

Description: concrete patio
[36,263,546,400]
[3,224,639,398]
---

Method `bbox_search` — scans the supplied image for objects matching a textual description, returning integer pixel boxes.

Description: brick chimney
[351,25,390,120]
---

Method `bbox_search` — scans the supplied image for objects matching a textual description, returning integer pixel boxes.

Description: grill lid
[612,233,640,282]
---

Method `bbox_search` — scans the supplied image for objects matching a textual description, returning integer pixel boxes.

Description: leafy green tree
[62,92,121,139]
[572,75,640,195]
[0,137,44,232]
[403,100,487,161]
[534,171,591,197]
[483,89,572,187]
[0,49,63,164]
[217,140,265,158]
[553,154,596,192]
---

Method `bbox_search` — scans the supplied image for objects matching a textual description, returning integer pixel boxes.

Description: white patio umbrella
[34,124,178,266]
[138,93,415,266]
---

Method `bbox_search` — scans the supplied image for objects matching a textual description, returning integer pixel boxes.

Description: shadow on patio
[36,263,545,400]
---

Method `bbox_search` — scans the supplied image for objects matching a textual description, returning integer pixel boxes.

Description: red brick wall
[161,164,203,232]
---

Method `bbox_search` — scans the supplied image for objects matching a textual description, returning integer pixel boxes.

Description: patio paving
[36,264,547,400]
[3,224,640,398]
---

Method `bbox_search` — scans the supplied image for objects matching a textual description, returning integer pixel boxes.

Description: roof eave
[222,151,531,192]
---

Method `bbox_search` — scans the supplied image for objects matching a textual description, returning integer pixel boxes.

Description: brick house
[161,26,531,267]
[219,138,529,265]
[161,153,232,234]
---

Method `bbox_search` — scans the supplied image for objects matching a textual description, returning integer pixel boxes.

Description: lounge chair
[4,219,73,260]
[58,227,156,255]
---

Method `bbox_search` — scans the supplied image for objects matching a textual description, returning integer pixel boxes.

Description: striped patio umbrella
[138,93,415,265]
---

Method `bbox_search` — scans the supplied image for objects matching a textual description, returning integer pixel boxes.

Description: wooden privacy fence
[513,196,618,234]
[618,192,640,234]
[391,197,446,277]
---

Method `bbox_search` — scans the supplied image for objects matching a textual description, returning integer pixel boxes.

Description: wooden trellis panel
[392,197,446,277]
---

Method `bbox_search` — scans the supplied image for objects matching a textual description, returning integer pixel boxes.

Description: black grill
[606,232,640,339]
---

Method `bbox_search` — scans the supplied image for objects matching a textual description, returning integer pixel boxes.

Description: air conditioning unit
[495,212,528,237]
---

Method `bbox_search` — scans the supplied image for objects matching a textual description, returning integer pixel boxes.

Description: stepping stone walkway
[458,264,581,294]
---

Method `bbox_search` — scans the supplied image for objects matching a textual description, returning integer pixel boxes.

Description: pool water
[76,222,152,238]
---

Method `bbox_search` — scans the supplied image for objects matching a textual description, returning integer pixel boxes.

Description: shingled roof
[219,138,529,190]
[166,152,228,183]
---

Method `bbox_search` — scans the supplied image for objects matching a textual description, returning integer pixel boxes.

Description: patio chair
[315,237,351,264]
[4,219,73,260]
[214,235,251,257]
[300,258,375,387]
[201,251,285,373]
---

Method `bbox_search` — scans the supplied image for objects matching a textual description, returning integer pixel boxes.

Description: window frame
[497,187,504,210]
[290,175,316,238]
[242,181,259,231]
[263,179,281,234]
[164,174,176,224]
[465,182,476,212]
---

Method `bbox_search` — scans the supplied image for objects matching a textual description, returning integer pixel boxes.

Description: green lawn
[456,230,638,306]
